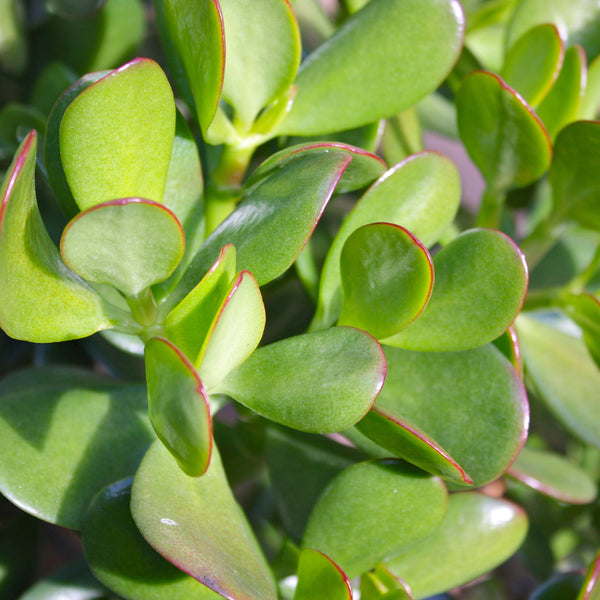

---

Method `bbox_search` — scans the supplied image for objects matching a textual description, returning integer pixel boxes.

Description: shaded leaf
[294,549,352,600]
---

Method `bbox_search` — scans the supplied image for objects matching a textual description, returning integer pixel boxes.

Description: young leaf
[375,344,529,487]
[0,132,117,342]
[313,152,461,330]
[217,327,386,433]
[456,71,551,192]
[386,493,528,598]
[537,45,587,141]
[501,24,564,108]
[219,0,300,130]
[60,199,185,297]
[83,479,222,600]
[338,223,433,339]
[145,338,212,477]
[383,229,528,352]
[131,441,278,600]
[302,459,448,578]
[294,549,353,600]
[278,0,465,135]
[360,565,413,600]
[508,446,597,504]
[60,58,176,211]
[0,381,154,529]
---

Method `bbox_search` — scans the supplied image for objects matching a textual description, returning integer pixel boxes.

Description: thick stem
[126,288,159,329]
[476,187,506,229]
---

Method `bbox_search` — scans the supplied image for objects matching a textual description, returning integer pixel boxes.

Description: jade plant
[2,0,600,598]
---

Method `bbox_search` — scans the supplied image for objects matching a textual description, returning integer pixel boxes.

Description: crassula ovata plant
[2,0,600,598]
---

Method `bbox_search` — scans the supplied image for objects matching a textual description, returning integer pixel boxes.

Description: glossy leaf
[218,327,385,433]
[165,245,237,363]
[219,0,300,129]
[457,71,551,191]
[60,58,176,211]
[360,565,413,600]
[508,446,597,504]
[197,270,265,390]
[537,45,586,141]
[266,427,365,543]
[581,54,600,119]
[131,441,277,600]
[313,152,461,330]
[245,142,386,195]
[167,150,351,310]
[383,229,528,352]
[83,479,222,600]
[579,550,600,600]
[376,344,528,487]
[517,315,600,448]
[355,405,472,484]
[279,0,465,135]
[163,0,224,138]
[501,24,564,107]
[549,121,600,230]
[386,493,528,599]
[61,199,185,297]
[0,132,116,342]
[145,338,212,477]
[302,459,448,578]
[0,381,153,529]
[294,549,352,600]
[338,223,433,339]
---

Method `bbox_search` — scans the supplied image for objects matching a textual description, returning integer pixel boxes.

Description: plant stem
[126,288,158,328]
[476,187,506,228]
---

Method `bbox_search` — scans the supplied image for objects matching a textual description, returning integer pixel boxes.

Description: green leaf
[549,121,600,230]
[245,142,386,195]
[386,492,528,599]
[375,344,528,487]
[265,427,365,544]
[163,0,224,138]
[165,244,237,363]
[457,70,551,191]
[493,327,523,375]
[578,550,600,600]
[302,459,448,578]
[562,293,600,368]
[197,270,265,390]
[355,405,472,484]
[0,0,27,75]
[508,446,597,504]
[278,0,465,135]
[360,565,413,600]
[83,479,222,600]
[294,549,352,600]
[517,314,600,448]
[167,150,351,310]
[501,24,564,107]
[0,132,117,342]
[580,54,600,119]
[383,229,528,352]
[0,380,154,529]
[131,440,278,600]
[507,0,600,60]
[0,103,45,158]
[61,199,184,297]
[46,0,105,19]
[60,58,176,211]
[313,152,461,330]
[145,338,212,477]
[338,223,433,339]
[219,0,300,130]
[537,45,586,141]
[218,327,385,433]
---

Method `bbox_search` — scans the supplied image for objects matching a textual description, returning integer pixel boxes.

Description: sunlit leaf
[294,549,352,600]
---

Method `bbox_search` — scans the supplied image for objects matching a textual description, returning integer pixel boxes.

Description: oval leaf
[61,199,184,297]
[279,0,464,135]
[145,338,212,477]
[383,229,528,352]
[376,344,529,487]
[0,380,154,529]
[302,459,448,578]
[312,151,461,330]
[60,58,176,211]
[294,549,352,600]
[386,492,528,599]
[83,479,222,600]
[131,440,278,600]
[218,327,386,433]
[338,223,433,339]
[0,132,116,342]
[456,71,551,192]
